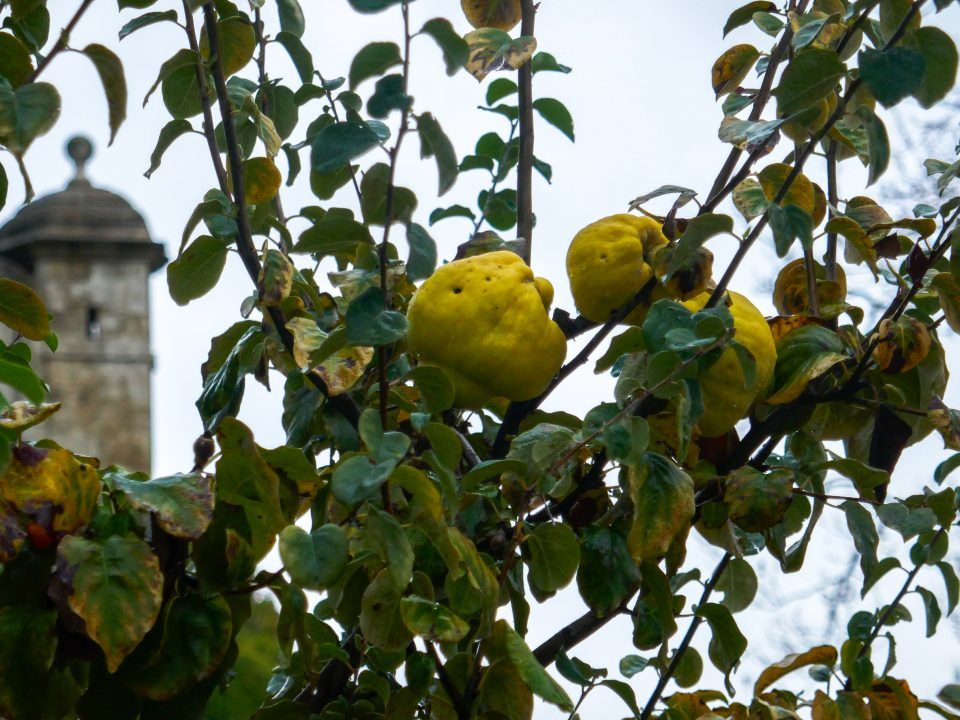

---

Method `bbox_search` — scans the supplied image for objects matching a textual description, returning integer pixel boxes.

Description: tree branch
[707,0,927,307]
[639,553,732,720]
[25,0,94,84]
[516,0,536,264]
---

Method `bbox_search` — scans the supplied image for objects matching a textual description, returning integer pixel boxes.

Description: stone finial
[66,136,94,182]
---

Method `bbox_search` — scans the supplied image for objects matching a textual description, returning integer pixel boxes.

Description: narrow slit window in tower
[86,307,102,339]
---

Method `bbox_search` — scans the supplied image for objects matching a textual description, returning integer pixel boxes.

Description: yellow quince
[566,214,670,325]
[407,250,567,408]
[682,291,777,437]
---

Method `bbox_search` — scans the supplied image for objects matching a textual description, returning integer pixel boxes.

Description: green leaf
[532,97,574,141]
[349,41,402,89]
[460,458,526,491]
[525,523,580,593]
[293,212,372,258]
[937,561,959,615]
[766,325,845,404]
[418,112,459,196]
[277,0,305,37]
[493,619,574,711]
[627,453,695,563]
[360,568,412,651]
[939,685,960,711]
[773,48,845,115]
[119,10,178,40]
[124,592,232,700]
[348,0,403,12]
[278,523,348,590]
[345,286,408,345]
[420,18,469,75]
[858,47,925,108]
[900,26,959,108]
[0,607,61,719]
[732,177,769,221]
[109,471,214,540]
[366,506,414,589]
[0,277,49,340]
[406,223,437,281]
[0,345,45,402]
[144,118,191,178]
[600,679,642,717]
[0,33,34,88]
[0,78,60,153]
[215,418,288,559]
[331,454,394,506]
[167,235,228,306]
[576,525,641,618]
[861,106,890,186]
[696,602,748,695]
[843,500,879,583]
[486,77,518,105]
[715,557,758,613]
[666,213,733,277]
[917,586,942,637]
[367,73,411,118]
[360,162,417,226]
[161,63,205,119]
[532,51,571,74]
[399,596,470,642]
[767,203,814,257]
[723,1,777,36]
[55,535,163,672]
[274,31,313,83]
[619,654,651,678]
[311,121,381,174]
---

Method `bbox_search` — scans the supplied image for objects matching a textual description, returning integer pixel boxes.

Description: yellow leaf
[813,691,840,720]
[873,316,932,375]
[754,645,838,695]
[712,44,760,97]
[0,446,101,533]
[316,346,374,396]
[0,401,61,431]
[759,163,816,216]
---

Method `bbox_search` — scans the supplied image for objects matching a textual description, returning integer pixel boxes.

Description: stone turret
[0,137,166,472]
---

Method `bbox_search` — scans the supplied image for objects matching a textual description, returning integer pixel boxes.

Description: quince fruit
[682,291,777,437]
[407,250,566,408]
[461,0,521,31]
[566,214,669,325]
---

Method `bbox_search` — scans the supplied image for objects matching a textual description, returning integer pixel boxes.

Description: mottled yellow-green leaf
[0,401,60,431]
[316,345,374,396]
[0,446,100,532]
[399,596,470,642]
[0,278,49,340]
[109,471,214,540]
[712,44,760,97]
[464,28,536,82]
[759,163,817,215]
[627,453,694,563]
[873,316,931,375]
[360,568,412,651]
[243,156,281,205]
[257,248,293,307]
[932,273,960,335]
[199,17,256,76]
[755,645,838,695]
[55,535,163,672]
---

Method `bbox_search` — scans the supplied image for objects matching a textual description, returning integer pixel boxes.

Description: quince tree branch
[516,0,536,264]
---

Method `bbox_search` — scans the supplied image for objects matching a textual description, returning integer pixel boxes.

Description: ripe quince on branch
[407,250,566,408]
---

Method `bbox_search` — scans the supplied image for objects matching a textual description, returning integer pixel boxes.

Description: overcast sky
[6,0,960,716]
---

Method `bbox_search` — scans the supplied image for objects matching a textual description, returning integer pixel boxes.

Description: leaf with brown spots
[712,44,761,97]
[55,535,163,672]
[0,447,101,533]
[107,470,215,540]
[464,29,536,82]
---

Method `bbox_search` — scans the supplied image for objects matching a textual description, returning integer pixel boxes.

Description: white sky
[6,1,960,717]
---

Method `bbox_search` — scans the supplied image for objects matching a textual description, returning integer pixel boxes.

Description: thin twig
[639,553,732,720]
[516,0,536,264]
[824,140,839,280]
[25,0,94,84]
[793,489,881,506]
[707,0,928,307]
[181,0,229,195]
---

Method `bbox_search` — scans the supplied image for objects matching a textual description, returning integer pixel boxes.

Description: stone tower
[0,137,166,472]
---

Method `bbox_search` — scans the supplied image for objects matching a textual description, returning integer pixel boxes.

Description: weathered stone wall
[29,255,154,472]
